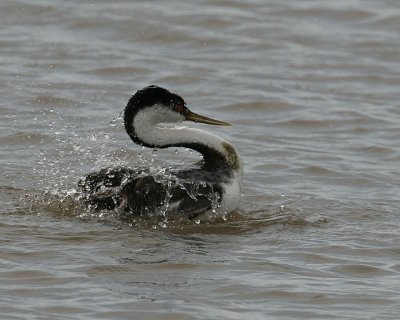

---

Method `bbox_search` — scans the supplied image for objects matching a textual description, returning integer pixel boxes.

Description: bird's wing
[168,182,221,219]
[79,168,222,219]
[119,177,221,219]
[79,166,138,193]
[78,167,143,210]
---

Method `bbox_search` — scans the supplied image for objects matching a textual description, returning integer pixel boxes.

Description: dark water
[1,0,400,319]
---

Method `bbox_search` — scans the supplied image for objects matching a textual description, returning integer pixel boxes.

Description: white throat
[132,106,242,174]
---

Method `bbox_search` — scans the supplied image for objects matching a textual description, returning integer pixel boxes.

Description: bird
[78,85,243,220]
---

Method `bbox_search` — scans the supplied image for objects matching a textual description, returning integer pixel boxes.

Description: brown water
[1,0,400,319]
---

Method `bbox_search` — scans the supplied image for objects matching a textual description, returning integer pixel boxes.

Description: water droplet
[158,222,167,228]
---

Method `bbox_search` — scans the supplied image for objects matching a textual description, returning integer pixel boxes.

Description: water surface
[1,0,400,319]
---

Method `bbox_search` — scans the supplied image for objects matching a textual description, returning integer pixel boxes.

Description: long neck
[127,109,241,173]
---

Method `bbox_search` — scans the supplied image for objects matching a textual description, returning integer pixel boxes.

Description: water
[1,0,400,319]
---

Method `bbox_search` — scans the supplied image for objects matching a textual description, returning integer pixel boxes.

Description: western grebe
[79,85,243,219]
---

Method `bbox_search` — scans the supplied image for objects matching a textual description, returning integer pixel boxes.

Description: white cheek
[140,105,182,125]
[133,106,184,146]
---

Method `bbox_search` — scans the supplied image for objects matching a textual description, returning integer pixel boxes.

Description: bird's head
[125,85,231,128]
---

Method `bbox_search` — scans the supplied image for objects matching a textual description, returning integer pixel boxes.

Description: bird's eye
[175,103,185,113]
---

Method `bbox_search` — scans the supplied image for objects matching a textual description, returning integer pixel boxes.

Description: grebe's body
[79,85,242,219]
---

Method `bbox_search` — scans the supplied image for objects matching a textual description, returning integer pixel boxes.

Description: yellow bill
[185,110,231,126]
